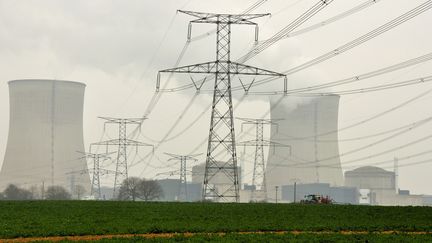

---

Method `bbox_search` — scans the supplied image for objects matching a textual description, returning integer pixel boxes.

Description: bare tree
[139,179,163,202]
[117,177,142,201]
[117,177,163,201]
[3,184,32,200]
[45,186,71,200]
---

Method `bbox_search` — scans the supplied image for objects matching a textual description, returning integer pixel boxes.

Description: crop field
[0,201,432,242]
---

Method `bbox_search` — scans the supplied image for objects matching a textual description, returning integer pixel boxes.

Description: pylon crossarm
[179,10,270,25]
[158,61,286,92]
[77,151,115,160]
[160,61,218,74]
[161,61,285,76]
[92,139,153,147]
[229,62,285,77]
[98,117,145,124]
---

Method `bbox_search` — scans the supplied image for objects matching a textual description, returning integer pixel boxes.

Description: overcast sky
[1,0,432,194]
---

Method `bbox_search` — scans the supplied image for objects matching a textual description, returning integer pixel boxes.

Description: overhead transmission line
[147,0,337,159]
[282,0,383,39]
[271,148,432,171]
[324,148,432,170]
[135,0,396,161]
[340,133,432,165]
[238,0,335,63]
[311,75,432,95]
[278,87,432,140]
[169,1,432,178]
[230,0,432,92]
[277,116,432,143]
[246,51,432,95]
[275,131,432,170]
[191,79,432,159]
[378,157,432,170]
[184,1,432,173]
[142,1,432,174]
[296,115,432,164]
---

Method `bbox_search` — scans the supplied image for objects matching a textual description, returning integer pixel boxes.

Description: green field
[0,201,431,242]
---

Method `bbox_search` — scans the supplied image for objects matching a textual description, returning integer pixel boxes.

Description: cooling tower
[266,95,344,198]
[0,79,91,193]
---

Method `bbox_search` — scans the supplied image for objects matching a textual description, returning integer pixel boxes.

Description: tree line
[0,184,73,200]
[0,177,163,201]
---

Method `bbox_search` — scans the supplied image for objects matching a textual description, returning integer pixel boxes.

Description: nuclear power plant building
[266,95,344,199]
[0,79,91,193]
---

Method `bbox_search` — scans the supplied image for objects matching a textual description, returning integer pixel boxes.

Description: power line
[279,87,432,140]
[283,0,383,39]
[277,115,432,143]
[235,0,432,91]
[238,0,335,63]
[247,51,432,95]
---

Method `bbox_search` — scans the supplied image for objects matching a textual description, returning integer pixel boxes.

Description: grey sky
[1,0,432,194]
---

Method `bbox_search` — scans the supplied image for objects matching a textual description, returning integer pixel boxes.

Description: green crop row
[0,201,432,239]
[37,233,432,243]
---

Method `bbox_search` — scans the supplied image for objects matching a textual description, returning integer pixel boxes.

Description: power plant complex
[0,80,431,205]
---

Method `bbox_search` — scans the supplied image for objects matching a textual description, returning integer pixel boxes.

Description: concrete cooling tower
[266,95,343,196]
[0,79,91,194]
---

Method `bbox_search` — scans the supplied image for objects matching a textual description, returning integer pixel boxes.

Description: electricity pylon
[157,10,287,202]
[92,117,153,198]
[237,118,290,202]
[164,153,201,201]
[77,151,115,199]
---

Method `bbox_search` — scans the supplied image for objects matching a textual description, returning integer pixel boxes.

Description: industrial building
[345,166,423,206]
[266,95,344,201]
[0,79,91,193]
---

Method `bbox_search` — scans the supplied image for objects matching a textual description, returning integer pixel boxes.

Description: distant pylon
[314,102,320,183]
[77,151,115,199]
[157,11,287,202]
[92,117,153,198]
[164,153,201,201]
[238,118,290,202]
[394,157,399,194]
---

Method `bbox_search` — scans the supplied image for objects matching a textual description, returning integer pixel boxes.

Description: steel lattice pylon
[92,117,153,198]
[157,11,287,202]
[164,153,200,201]
[238,118,289,202]
[77,152,115,199]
